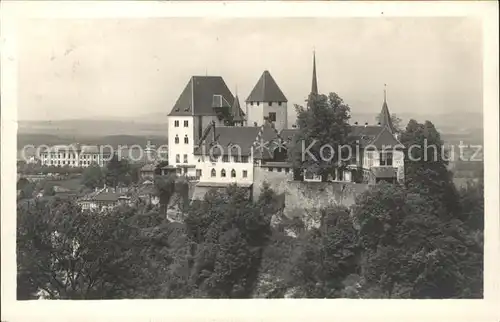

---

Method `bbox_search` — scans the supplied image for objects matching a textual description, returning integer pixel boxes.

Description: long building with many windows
[40,144,106,167]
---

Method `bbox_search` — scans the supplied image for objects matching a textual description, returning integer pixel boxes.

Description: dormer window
[268,102,272,106]
[212,94,223,107]
[250,102,254,106]
[278,102,282,106]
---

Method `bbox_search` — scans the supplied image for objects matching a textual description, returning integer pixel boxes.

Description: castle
[166,52,405,196]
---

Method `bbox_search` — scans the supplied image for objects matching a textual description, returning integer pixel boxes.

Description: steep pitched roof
[246,70,288,103]
[231,95,245,122]
[380,99,394,133]
[194,125,261,156]
[168,76,235,116]
[350,125,403,149]
[194,121,281,158]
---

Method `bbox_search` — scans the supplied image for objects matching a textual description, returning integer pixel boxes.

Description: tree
[284,206,360,298]
[400,119,460,216]
[81,164,104,189]
[289,93,352,181]
[352,183,482,298]
[43,182,56,196]
[104,154,132,187]
[179,185,274,298]
[17,199,143,299]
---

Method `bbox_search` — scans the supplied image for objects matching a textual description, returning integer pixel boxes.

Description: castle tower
[245,70,288,132]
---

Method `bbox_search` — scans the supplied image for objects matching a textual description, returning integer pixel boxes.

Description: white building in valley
[40,144,106,168]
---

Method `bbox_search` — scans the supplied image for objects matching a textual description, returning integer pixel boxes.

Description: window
[241,156,248,163]
[209,155,217,163]
[221,169,226,177]
[231,169,236,178]
[250,102,254,106]
[269,167,274,172]
[285,168,289,173]
[242,170,248,178]
[380,151,393,166]
[175,135,179,144]
[212,95,222,107]
[278,102,282,106]
[196,169,202,178]
[184,135,189,144]
[211,169,216,177]
[184,120,189,127]
[268,112,276,122]
[257,102,260,106]
[174,120,179,127]
[176,154,180,163]
[277,167,282,172]
[222,155,229,163]
[268,102,272,106]
[183,154,188,163]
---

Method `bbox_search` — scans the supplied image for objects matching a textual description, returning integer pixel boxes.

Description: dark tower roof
[380,85,394,133]
[231,95,245,122]
[246,70,288,103]
[168,76,234,116]
[311,51,318,95]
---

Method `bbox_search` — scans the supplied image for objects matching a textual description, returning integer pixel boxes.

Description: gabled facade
[245,70,288,132]
[167,76,245,176]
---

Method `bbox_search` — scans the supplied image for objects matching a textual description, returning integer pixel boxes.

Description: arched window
[175,135,179,144]
[211,169,216,177]
[231,169,236,178]
[184,135,189,144]
[221,169,226,177]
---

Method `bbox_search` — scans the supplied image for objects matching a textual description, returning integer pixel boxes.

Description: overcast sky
[17,17,482,121]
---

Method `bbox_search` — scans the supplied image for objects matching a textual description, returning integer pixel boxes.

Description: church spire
[311,50,318,96]
[380,84,394,132]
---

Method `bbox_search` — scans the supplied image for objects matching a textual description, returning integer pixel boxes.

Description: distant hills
[17,111,482,151]
[18,118,169,137]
